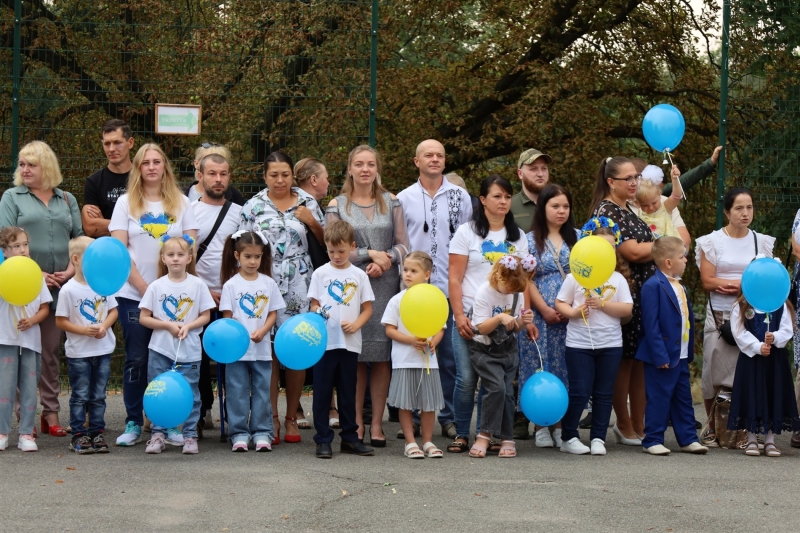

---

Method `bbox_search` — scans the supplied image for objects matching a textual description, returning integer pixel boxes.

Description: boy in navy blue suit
[636,236,708,456]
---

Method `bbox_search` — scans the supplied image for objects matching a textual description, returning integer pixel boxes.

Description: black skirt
[728,347,800,434]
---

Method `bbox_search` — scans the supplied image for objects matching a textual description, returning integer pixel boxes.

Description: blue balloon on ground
[519,371,569,427]
[143,370,193,428]
[83,237,131,296]
[741,257,790,313]
[203,318,250,364]
[274,312,328,370]
[642,104,685,152]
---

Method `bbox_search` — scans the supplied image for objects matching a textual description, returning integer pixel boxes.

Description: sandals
[283,417,301,443]
[744,442,761,456]
[765,443,781,457]
[498,440,516,458]
[404,442,424,459]
[447,437,469,453]
[487,438,502,455]
[422,441,443,458]
[329,407,340,429]
[296,413,312,430]
[469,434,491,458]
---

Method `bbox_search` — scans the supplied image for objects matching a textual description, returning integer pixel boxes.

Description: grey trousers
[469,337,518,440]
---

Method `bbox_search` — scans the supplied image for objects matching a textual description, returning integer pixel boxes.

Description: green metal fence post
[716,0,731,230]
[11,0,22,168]
[368,0,378,147]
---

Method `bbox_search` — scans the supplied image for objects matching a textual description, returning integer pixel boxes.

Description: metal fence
[718,0,800,244]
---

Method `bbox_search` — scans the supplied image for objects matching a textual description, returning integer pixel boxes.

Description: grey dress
[326,192,409,362]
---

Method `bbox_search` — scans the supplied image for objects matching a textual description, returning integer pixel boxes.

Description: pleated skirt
[388,368,445,412]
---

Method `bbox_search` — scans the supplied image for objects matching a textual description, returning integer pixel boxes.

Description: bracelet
[671,194,683,199]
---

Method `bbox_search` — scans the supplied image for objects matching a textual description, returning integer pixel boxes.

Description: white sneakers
[552,429,563,447]
[560,437,590,454]
[535,427,554,448]
[145,434,166,454]
[0,434,7,451]
[680,442,709,454]
[590,438,606,455]
[165,427,185,447]
[116,422,142,447]
[17,435,38,452]
[643,444,671,455]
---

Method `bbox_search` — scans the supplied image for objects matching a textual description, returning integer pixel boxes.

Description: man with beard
[511,148,552,230]
[191,153,243,436]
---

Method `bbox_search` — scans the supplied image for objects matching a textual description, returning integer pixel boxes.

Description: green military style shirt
[510,189,537,233]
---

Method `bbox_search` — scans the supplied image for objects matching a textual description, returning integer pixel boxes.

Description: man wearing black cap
[511,148,553,232]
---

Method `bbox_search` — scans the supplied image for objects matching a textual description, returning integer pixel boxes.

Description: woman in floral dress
[239,151,324,444]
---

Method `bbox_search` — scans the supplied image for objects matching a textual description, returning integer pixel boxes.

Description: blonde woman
[0,141,83,437]
[109,143,199,447]
[325,145,408,446]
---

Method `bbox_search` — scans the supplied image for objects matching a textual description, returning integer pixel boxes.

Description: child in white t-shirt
[55,236,119,455]
[219,230,285,452]
[468,255,535,459]
[383,252,445,459]
[554,224,633,455]
[0,227,52,452]
[138,235,215,455]
[307,220,375,458]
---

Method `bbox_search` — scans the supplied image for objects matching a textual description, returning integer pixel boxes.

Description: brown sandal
[765,443,781,457]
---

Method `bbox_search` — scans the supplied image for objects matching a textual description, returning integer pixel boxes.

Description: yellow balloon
[569,236,616,290]
[0,256,43,306]
[399,283,448,339]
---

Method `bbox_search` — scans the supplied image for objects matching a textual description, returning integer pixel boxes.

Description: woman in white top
[448,175,530,453]
[109,143,199,445]
[696,187,774,440]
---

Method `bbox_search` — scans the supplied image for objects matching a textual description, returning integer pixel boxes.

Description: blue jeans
[0,345,40,435]
[225,360,274,443]
[452,327,485,437]
[67,355,111,435]
[117,297,152,426]
[147,350,201,439]
[561,346,623,442]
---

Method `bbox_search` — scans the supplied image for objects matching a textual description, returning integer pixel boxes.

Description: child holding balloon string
[55,236,119,454]
[0,226,52,452]
[138,234,216,455]
[382,251,445,459]
[468,254,535,458]
[219,230,285,452]
[554,222,633,455]
[728,281,800,457]
[634,164,683,240]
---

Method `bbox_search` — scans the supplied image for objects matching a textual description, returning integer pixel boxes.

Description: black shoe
[513,412,530,440]
[316,442,333,459]
[369,432,387,448]
[340,440,375,456]
[695,419,702,430]
[791,431,800,449]
[387,406,400,423]
[579,412,592,429]
[70,434,95,454]
[91,431,109,453]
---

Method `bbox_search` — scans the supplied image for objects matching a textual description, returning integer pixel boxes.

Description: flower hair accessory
[520,254,537,273]
[158,233,196,247]
[498,255,518,270]
[640,164,664,185]
[580,216,621,246]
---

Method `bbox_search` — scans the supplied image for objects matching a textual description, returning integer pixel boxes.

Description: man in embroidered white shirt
[397,139,473,440]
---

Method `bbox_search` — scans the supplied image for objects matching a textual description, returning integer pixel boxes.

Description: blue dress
[517,232,570,408]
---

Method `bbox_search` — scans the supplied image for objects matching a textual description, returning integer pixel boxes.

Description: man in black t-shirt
[82,119,135,237]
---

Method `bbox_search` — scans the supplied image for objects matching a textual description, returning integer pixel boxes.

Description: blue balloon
[143,370,193,428]
[203,318,250,363]
[0,254,4,266]
[519,371,569,427]
[83,237,131,296]
[642,104,686,152]
[274,313,328,370]
[741,257,790,313]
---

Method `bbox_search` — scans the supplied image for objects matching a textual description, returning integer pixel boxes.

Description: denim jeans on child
[147,349,201,439]
[67,354,112,436]
[224,359,274,443]
[0,345,40,435]
[452,325,485,437]
[469,336,518,441]
[117,297,153,427]
[561,346,623,442]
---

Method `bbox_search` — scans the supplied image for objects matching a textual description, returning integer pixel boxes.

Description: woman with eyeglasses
[696,188,774,446]
[0,141,83,438]
[587,156,656,447]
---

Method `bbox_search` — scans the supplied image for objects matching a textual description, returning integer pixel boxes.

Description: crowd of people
[1,118,799,460]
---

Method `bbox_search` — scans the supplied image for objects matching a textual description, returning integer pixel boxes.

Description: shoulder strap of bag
[543,240,566,280]
[196,200,232,262]
[752,229,758,257]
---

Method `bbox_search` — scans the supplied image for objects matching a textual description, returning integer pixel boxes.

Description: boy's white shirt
[307,262,375,353]
[55,278,118,358]
[0,279,52,353]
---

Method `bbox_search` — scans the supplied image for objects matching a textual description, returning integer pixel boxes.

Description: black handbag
[304,225,328,270]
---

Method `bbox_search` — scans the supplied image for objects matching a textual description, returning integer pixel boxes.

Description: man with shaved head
[397,139,473,441]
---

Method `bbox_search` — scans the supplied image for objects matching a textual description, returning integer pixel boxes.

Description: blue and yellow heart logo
[162,294,193,321]
[78,297,105,324]
[239,293,269,319]
[327,279,357,305]
[481,240,515,264]
[140,212,176,240]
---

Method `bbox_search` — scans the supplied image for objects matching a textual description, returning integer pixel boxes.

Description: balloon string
[173,338,182,370]
[532,337,543,372]
[580,307,595,350]
[664,150,687,203]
